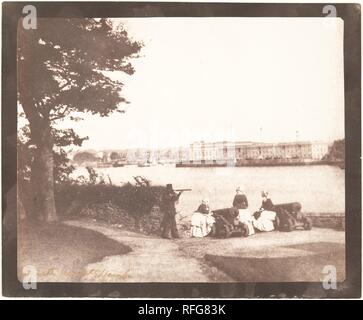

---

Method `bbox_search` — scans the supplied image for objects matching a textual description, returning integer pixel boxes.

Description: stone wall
[305,213,345,230]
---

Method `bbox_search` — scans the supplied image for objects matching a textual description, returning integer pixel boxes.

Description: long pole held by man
[160,184,190,239]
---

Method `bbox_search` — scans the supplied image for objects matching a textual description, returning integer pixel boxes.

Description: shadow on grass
[18,221,131,282]
[205,242,345,282]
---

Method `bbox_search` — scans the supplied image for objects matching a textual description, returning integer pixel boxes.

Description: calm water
[74,165,345,215]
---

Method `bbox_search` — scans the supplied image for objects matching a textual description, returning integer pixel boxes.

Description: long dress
[237,209,255,235]
[253,198,276,232]
[191,212,215,238]
[253,210,276,232]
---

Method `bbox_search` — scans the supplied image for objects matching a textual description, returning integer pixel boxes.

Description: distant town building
[188,140,332,163]
[311,142,331,160]
[190,141,236,164]
[82,140,333,166]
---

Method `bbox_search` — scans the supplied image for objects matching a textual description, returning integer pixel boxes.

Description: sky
[60,17,344,150]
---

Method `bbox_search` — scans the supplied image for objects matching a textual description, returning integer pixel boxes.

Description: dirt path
[63,219,344,283]
[64,219,231,282]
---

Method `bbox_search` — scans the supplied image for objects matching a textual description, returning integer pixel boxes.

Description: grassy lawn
[18,221,131,282]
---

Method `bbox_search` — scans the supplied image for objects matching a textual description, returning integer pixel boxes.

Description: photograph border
[2,1,361,298]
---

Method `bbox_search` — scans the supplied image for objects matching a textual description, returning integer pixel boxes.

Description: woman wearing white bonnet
[253,190,277,232]
[191,198,215,237]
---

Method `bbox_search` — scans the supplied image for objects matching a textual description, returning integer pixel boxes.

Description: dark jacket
[260,198,274,211]
[233,194,248,209]
[160,190,181,214]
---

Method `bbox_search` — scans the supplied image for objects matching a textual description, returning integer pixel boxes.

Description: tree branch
[49,105,71,121]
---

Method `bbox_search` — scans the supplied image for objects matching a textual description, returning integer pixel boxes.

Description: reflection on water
[74,165,345,215]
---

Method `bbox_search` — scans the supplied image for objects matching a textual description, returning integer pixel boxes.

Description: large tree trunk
[30,121,58,223]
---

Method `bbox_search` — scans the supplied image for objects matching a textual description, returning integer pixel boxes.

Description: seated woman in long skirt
[233,186,255,235]
[253,191,276,232]
[191,199,215,238]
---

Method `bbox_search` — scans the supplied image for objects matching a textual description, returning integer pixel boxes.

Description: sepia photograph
[2,1,361,299]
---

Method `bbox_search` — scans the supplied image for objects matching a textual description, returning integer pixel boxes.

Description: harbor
[75,139,344,169]
[176,159,344,168]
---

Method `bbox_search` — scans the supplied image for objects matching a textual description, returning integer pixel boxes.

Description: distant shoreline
[176,159,344,168]
[73,160,344,169]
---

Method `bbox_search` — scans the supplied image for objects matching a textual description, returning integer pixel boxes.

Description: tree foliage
[17,18,142,222]
[110,151,121,160]
[18,18,142,124]
[73,151,98,164]
[17,123,86,183]
[325,139,345,161]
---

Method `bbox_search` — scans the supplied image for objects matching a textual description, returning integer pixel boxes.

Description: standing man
[160,184,182,239]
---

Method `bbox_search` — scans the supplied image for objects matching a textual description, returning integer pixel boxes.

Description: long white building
[188,140,332,163]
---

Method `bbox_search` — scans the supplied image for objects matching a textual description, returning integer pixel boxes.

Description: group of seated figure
[190,187,277,238]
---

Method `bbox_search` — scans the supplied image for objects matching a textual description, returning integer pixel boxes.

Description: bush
[53,182,166,235]
[55,182,165,217]
[18,168,167,235]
